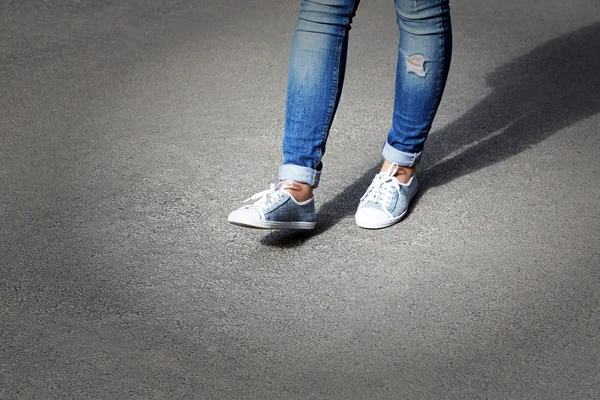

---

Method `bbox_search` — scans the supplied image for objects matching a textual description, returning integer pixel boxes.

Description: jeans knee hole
[405,54,427,77]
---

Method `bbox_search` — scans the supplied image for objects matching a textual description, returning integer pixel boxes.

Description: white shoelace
[359,164,401,209]
[244,181,295,211]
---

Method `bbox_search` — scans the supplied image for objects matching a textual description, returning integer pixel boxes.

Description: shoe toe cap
[355,207,390,228]
[228,207,262,224]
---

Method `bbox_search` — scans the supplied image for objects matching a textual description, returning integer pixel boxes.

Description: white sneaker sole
[228,214,316,230]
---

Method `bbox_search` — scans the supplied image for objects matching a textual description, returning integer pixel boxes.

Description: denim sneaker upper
[228,181,316,229]
[355,163,418,228]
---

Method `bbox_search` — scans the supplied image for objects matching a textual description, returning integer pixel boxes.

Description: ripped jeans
[279,0,452,188]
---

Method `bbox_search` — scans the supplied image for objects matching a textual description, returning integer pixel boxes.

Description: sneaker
[355,163,418,229]
[227,181,316,230]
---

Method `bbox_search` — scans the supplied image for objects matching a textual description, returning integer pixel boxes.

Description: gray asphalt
[1,0,599,398]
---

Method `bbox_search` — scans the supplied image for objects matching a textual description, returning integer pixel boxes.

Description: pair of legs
[228,0,452,230]
[281,0,452,202]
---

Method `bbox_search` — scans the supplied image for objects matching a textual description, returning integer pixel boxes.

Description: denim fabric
[264,195,316,223]
[280,0,452,186]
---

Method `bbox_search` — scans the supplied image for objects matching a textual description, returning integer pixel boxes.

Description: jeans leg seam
[315,0,358,170]
[316,36,341,169]
[427,2,451,133]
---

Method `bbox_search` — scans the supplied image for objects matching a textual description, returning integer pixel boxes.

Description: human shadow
[260,22,600,247]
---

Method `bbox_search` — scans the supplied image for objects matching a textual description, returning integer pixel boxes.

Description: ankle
[283,180,313,202]
[380,160,416,184]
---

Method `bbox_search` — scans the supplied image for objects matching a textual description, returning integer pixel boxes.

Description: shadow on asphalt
[260,22,600,247]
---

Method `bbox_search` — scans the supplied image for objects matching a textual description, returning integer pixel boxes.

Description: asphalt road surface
[1,0,599,398]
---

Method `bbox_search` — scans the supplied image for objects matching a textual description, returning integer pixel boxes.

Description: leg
[356,0,452,229]
[228,0,359,230]
[279,0,360,191]
[384,0,452,173]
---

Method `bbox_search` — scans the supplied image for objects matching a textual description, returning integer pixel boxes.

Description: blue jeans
[279,0,452,188]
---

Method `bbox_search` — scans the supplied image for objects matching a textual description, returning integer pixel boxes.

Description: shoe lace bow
[244,181,294,210]
[360,164,401,209]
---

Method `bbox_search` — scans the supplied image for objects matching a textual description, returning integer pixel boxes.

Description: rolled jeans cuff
[382,141,422,167]
[279,164,321,188]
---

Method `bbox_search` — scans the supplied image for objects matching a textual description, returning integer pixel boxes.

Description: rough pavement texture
[1,0,599,398]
